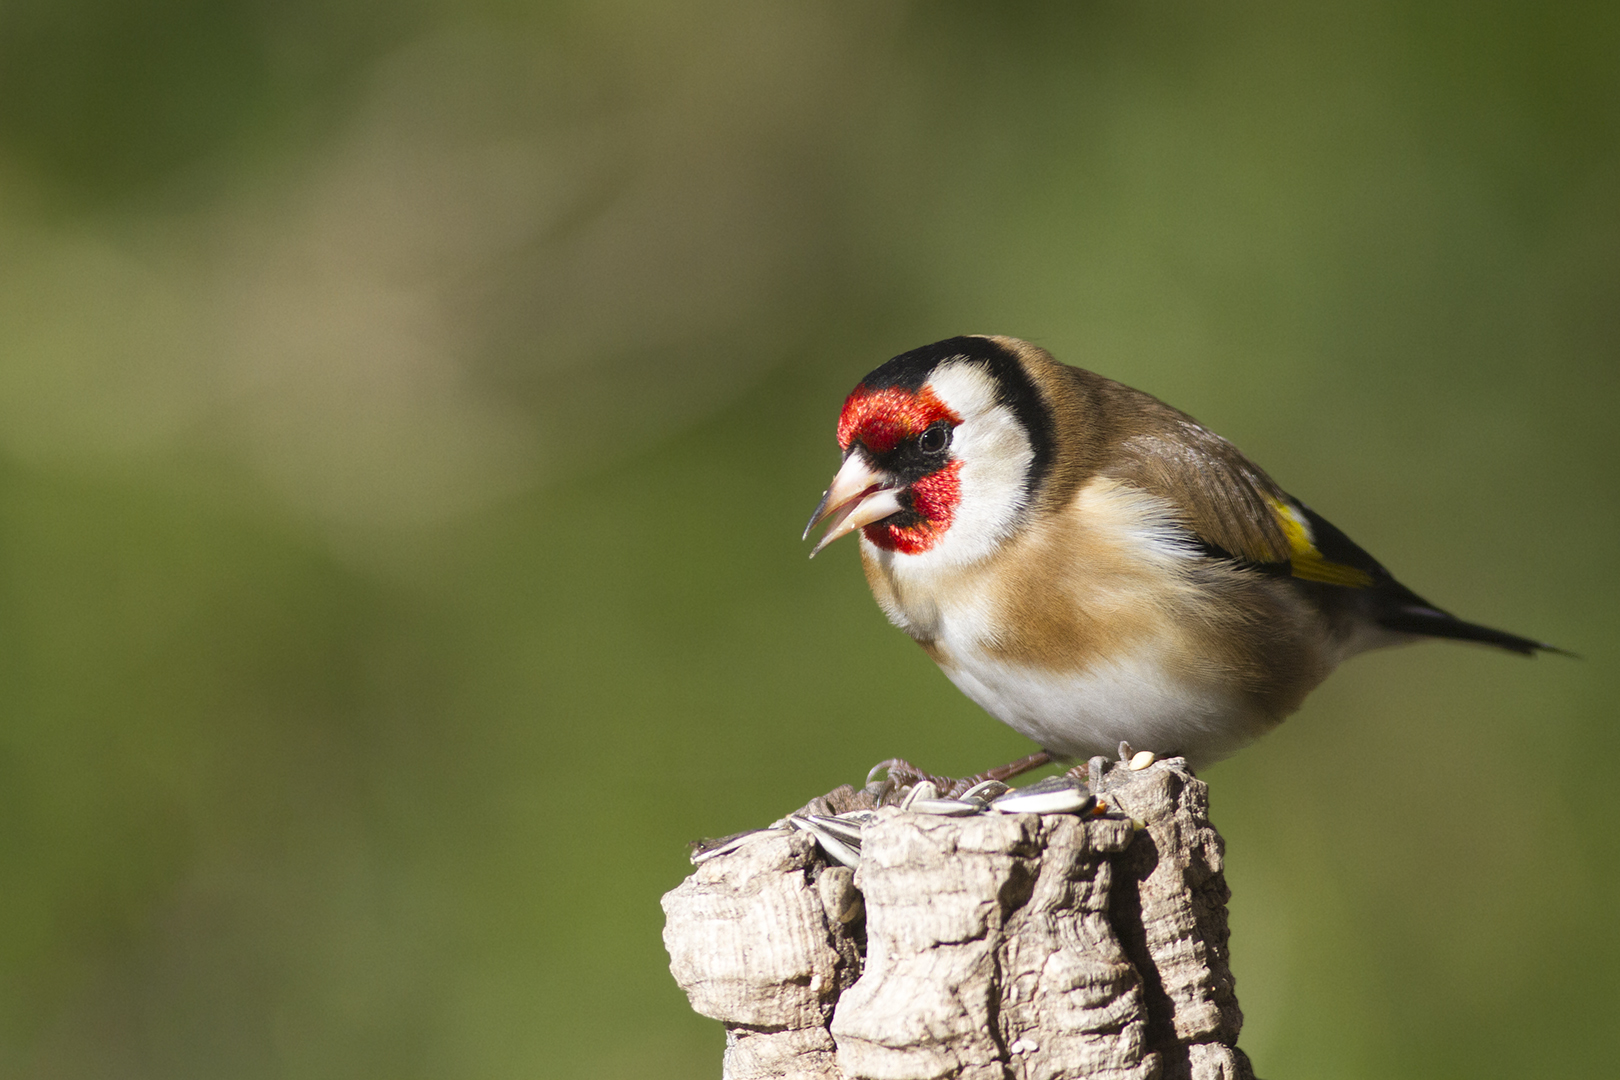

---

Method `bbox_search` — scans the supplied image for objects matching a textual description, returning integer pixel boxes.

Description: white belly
[859,475,1310,768]
[937,643,1270,767]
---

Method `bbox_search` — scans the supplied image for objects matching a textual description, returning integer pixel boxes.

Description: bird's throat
[862,460,962,554]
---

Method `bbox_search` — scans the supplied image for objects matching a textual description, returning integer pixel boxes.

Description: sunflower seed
[990,776,1095,816]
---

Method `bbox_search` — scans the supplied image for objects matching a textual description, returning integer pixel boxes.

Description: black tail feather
[1377,606,1571,657]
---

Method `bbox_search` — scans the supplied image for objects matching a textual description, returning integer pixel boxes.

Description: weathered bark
[662,757,1255,1080]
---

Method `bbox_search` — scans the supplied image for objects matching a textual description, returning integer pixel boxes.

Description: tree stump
[662,757,1256,1080]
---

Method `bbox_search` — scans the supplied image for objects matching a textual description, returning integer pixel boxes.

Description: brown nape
[991,337,1295,568]
[979,336,1108,517]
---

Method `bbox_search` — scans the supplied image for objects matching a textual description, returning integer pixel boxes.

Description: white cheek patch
[878,361,1034,570]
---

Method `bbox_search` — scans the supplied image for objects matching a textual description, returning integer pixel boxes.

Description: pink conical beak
[802,453,905,557]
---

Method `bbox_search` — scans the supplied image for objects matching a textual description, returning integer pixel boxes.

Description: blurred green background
[0,1,1614,1076]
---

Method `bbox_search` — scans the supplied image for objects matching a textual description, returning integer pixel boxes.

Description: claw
[867,757,939,788]
[866,752,1052,803]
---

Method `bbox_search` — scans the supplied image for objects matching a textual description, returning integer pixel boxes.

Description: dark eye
[918,424,951,454]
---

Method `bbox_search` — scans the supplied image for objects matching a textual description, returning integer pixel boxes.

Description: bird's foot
[864,758,949,804]
[974,750,1056,788]
[867,751,1053,803]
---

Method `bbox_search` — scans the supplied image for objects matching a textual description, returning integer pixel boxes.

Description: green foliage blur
[0,1,1614,1076]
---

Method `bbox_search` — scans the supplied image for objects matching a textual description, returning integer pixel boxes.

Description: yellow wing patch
[1268,498,1374,588]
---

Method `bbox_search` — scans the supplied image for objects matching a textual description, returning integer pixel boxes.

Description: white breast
[934,643,1268,766]
[862,475,1290,767]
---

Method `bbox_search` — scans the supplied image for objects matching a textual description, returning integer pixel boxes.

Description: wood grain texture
[662,759,1258,1080]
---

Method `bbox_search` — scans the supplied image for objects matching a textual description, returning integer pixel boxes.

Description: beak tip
[803,456,900,558]
[802,491,832,542]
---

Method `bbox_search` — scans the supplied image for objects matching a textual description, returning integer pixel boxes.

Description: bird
[803,334,1560,773]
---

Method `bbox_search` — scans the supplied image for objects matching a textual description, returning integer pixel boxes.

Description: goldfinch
[804,335,1558,769]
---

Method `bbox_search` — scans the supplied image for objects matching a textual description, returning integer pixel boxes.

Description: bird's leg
[866,751,1054,802]
[947,751,1053,796]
